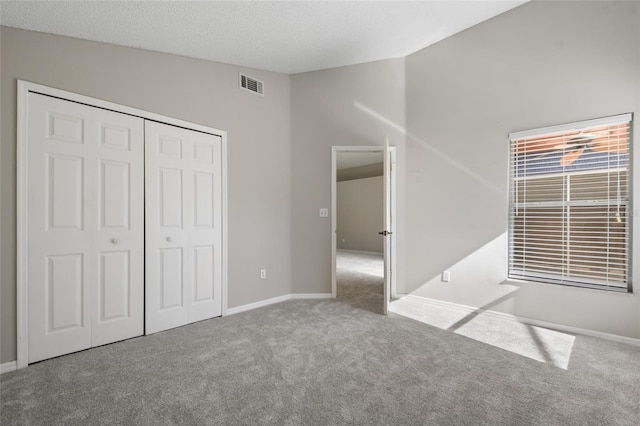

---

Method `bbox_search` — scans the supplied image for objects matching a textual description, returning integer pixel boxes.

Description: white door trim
[16,80,229,369]
[330,145,397,300]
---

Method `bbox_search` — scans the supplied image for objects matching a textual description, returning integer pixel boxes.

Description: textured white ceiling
[0,1,527,74]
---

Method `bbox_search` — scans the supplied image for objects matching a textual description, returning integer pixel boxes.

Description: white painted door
[382,138,391,315]
[91,108,144,347]
[27,94,92,363]
[389,148,397,300]
[145,121,222,334]
[27,94,144,363]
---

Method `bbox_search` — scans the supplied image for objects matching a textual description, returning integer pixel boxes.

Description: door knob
[166,236,173,242]
[110,238,119,244]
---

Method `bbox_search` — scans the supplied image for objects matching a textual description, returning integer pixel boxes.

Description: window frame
[507,113,634,293]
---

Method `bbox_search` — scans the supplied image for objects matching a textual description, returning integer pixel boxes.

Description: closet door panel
[188,131,222,323]
[27,94,92,363]
[145,122,189,333]
[91,108,144,346]
[27,94,144,362]
[145,121,222,334]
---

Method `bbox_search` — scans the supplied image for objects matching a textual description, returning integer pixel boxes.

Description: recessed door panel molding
[160,248,184,310]
[47,154,84,230]
[100,160,130,229]
[159,168,184,228]
[99,251,130,322]
[194,172,214,228]
[194,245,214,303]
[47,112,84,144]
[193,141,214,164]
[146,121,222,334]
[18,81,227,369]
[100,123,131,151]
[47,254,84,332]
[159,136,183,159]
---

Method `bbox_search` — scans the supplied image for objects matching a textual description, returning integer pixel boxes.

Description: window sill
[501,278,633,295]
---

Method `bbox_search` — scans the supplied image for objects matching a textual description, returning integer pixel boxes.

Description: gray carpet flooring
[2,274,640,424]
[336,250,383,315]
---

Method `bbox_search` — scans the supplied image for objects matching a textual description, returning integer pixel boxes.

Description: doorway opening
[331,146,396,315]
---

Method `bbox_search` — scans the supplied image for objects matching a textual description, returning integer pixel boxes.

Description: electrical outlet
[319,208,329,218]
[260,269,267,279]
[442,270,451,282]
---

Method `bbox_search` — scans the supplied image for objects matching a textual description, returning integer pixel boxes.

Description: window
[508,114,633,292]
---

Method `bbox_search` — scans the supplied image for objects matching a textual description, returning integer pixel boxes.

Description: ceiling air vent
[239,73,264,96]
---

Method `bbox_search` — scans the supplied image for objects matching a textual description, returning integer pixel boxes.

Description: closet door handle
[166,236,173,242]
[110,238,119,244]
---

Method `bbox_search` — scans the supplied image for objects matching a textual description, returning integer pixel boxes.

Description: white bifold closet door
[27,93,144,363]
[145,121,222,334]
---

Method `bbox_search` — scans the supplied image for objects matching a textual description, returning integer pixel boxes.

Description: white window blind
[508,114,633,292]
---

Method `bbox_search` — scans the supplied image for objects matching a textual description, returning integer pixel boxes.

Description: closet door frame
[16,80,228,369]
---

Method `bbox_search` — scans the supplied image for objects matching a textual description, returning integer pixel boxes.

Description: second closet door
[145,121,223,334]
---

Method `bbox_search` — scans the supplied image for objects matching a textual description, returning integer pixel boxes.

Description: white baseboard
[402,294,640,348]
[226,293,334,316]
[337,249,383,256]
[0,361,17,374]
[290,293,333,299]
[226,294,291,316]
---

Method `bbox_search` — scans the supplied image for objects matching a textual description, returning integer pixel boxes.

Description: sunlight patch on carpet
[389,298,575,370]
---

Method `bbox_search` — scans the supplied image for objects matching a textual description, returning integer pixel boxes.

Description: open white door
[382,138,392,315]
[331,145,396,313]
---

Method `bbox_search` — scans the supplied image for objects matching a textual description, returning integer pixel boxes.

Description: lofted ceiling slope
[0,1,527,74]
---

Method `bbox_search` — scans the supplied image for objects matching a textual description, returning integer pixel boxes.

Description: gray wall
[404,0,640,338]
[290,0,639,339]
[291,59,407,295]
[0,27,292,363]
[337,176,383,253]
